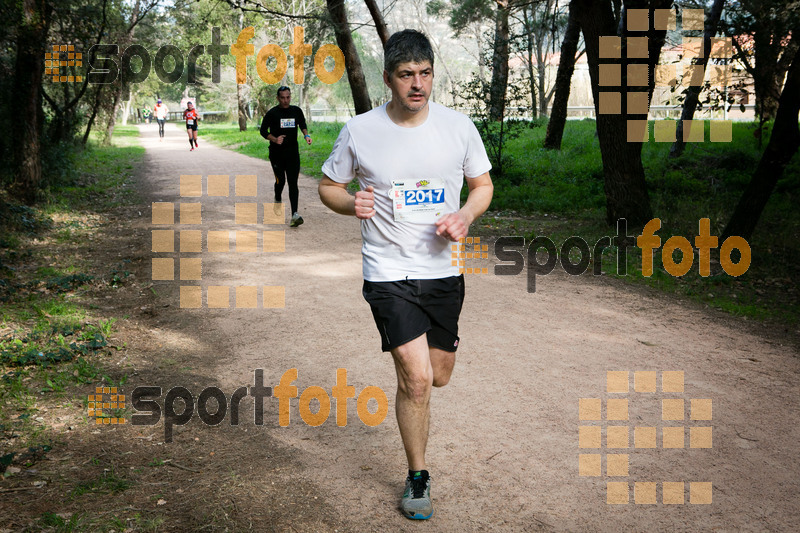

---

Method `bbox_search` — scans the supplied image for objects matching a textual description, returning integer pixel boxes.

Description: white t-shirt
[322,102,491,282]
[154,104,168,119]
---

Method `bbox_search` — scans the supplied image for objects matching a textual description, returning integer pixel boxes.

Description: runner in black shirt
[260,86,312,227]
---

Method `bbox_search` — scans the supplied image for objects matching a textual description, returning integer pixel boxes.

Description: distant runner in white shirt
[319,29,493,521]
[154,99,168,141]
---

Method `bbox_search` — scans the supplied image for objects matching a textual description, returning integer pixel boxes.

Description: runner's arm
[259,116,270,141]
[435,172,493,241]
[318,176,374,219]
[460,172,493,224]
[259,115,282,144]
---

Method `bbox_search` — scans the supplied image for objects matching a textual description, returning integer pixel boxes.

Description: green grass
[201,121,342,180]
[36,265,79,277]
[493,119,790,217]
[492,119,605,213]
[0,293,113,369]
[37,511,90,531]
[70,465,132,497]
[36,511,139,533]
[0,126,143,532]
[0,126,141,457]
[486,119,799,323]
[43,126,144,212]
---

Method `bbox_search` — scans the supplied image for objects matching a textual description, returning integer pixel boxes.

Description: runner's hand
[436,212,469,242]
[276,135,285,145]
[355,186,376,219]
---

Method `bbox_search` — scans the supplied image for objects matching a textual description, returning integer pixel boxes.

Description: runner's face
[278,90,291,108]
[385,61,433,114]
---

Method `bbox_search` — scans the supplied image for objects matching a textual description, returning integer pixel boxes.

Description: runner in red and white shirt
[183,101,201,151]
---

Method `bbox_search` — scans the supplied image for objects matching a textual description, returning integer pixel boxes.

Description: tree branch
[364,0,390,45]
[60,0,108,112]
[732,36,755,77]
[220,0,321,20]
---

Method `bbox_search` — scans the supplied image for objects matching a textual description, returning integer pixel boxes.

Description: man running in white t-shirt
[154,99,168,141]
[319,29,493,520]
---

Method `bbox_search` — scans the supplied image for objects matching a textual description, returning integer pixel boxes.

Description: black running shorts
[362,275,465,353]
[186,123,197,131]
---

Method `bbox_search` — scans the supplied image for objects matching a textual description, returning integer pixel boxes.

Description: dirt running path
[136,122,800,531]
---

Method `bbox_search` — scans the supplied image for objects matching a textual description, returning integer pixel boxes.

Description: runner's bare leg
[392,334,433,471]
[430,348,455,387]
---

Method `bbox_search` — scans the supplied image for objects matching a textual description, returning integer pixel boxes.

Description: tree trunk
[302,45,314,124]
[734,1,799,125]
[121,89,134,126]
[752,23,781,122]
[83,86,104,145]
[535,0,555,117]
[475,27,485,80]
[670,0,726,158]
[236,82,248,131]
[521,5,538,118]
[757,38,799,123]
[413,0,456,104]
[103,86,120,143]
[721,45,800,240]
[236,7,248,131]
[489,0,511,121]
[103,0,142,143]
[104,85,122,145]
[534,6,547,117]
[544,1,580,149]
[41,0,107,145]
[13,0,51,204]
[46,84,66,144]
[327,0,371,115]
[56,80,70,142]
[364,0,390,46]
[574,0,672,226]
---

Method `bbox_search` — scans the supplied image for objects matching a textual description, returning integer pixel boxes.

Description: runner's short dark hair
[384,29,434,77]
[277,85,291,97]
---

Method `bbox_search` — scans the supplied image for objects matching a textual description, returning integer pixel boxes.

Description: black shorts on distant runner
[186,123,197,131]
[362,275,465,353]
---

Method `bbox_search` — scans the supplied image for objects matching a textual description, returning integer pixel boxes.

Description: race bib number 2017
[280,118,296,128]
[405,188,444,205]
[390,179,446,223]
